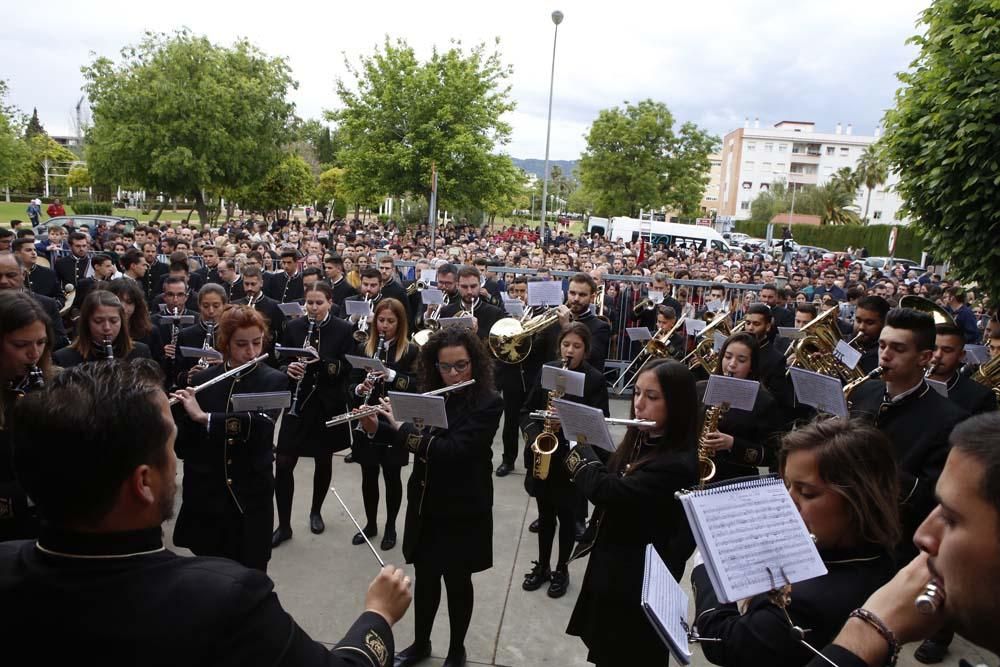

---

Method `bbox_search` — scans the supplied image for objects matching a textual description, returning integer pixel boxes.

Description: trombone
[326,379,476,427]
[488,307,563,364]
[612,317,686,394]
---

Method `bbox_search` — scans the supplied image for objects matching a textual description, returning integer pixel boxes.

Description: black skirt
[350,428,409,467]
[403,509,493,574]
[276,403,351,458]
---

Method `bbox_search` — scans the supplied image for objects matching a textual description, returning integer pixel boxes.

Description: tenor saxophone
[697,402,730,487]
[531,358,569,480]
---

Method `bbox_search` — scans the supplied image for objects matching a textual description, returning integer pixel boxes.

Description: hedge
[69,201,114,215]
[734,221,925,261]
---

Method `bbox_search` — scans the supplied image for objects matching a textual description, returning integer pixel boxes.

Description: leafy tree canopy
[0,81,30,190]
[329,37,521,212]
[881,0,1000,297]
[233,154,314,214]
[24,108,45,139]
[578,99,718,218]
[82,30,298,223]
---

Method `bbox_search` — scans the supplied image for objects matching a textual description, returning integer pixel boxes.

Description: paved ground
[165,398,996,666]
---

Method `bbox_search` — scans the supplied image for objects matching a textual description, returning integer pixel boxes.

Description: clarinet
[365,334,387,404]
[288,317,317,417]
[103,337,114,360]
[194,323,216,372]
[10,365,45,399]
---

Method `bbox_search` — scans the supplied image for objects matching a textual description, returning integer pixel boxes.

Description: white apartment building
[717,120,906,224]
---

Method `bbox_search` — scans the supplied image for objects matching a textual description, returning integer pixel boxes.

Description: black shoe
[574,520,586,541]
[522,560,551,591]
[529,518,540,533]
[344,453,354,463]
[380,528,397,551]
[271,526,292,548]
[548,565,569,598]
[394,642,431,667]
[351,525,377,545]
[914,639,949,664]
[310,513,325,534]
[495,461,514,477]
[443,646,466,667]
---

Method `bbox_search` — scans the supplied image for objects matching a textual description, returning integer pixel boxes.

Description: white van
[587,216,610,235]
[605,217,731,252]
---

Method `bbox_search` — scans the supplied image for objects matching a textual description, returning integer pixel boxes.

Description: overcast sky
[4,0,928,161]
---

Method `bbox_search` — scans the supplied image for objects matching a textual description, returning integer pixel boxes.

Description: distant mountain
[511,158,579,179]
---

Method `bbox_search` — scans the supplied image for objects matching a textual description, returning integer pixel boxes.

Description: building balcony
[790,153,820,165]
[788,172,818,185]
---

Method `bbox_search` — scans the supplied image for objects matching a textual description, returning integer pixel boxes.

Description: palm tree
[855,144,888,224]
[810,182,861,225]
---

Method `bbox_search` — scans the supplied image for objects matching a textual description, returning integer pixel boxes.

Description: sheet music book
[541,365,586,397]
[388,392,448,428]
[230,391,291,413]
[685,319,707,337]
[965,344,989,365]
[833,340,862,370]
[503,300,525,317]
[712,333,728,354]
[419,269,437,285]
[641,543,693,665]
[926,378,948,397]
[160,314,196,326]
[274,345,319,359]
[777,327,805,340]
[438,316,475,330]
[677,476,827,603]
[552,398,615,452]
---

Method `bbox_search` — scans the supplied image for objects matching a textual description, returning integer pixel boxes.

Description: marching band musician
[53,290,153,368]
[654,305,687,361]
[438,266,503,340]
[564,359,698,666]
[360,328,502,667]
[377,255,411,318]
[105,279,162,366]
[348,297,418,552]
[741,303,791,404]
[265,249,304,303]
[853,296,890,374]
[170,306,287,572]
[417,263,461,333]
[550,273,611,372]
[697,332,782,481]
[693,418,900,667]
[153,276,196,384]
[272,282,355,547]
[0,291,53,541]
[927,323,996,415]
[0,251,69,350]
[174,284,228,385]
[323,253,359,307]
[232,266,285,349]
[848,308,967,562]
[519,323,609,599]
[343,267,383,325]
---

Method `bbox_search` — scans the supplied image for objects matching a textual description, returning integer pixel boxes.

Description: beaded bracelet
[848,608,900,667]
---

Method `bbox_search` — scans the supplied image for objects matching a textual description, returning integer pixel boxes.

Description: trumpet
[406,279,429,295]
[326,379,476,427]
[168,354,269,405]
[354,296,372,343]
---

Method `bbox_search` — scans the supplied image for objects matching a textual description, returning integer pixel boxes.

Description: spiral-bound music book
[677,475,827,603]
[641,544,693,665]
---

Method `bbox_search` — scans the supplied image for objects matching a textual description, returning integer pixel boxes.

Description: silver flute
[326,379,476,428]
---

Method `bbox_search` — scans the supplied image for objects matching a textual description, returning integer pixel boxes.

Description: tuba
[899,295,957,327]
[697,402,729,488]
[787,307,866,383]
[488,308,563,364]
[530,358,569,480]
[971,354,1000,406]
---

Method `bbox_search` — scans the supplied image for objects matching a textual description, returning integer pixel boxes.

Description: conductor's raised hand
[364,565,412,626]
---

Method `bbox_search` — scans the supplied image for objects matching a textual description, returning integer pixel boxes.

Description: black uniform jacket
[54,253,90,287]
[520,360,609,496]
[53,341,152,368]
[266,271,304,303]
[849,379,968,554]
[174,321,219,385]
[349,340,419,467]
[374,386,502,568]
[232,293,285,345]
[379,280,410,317]
[172,362,287,565]
[696,380,782,479]
[564,438,698,665]
[0,526,394,667]
[28,292,69,350]
[942,370,996,415]
[539,310,611,372]
[330,276,358,306]
[757,338,793,407]
[693,545,896,667]
[439,300,504,341]
[25,264,62,303]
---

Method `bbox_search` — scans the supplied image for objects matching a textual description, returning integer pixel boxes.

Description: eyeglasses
[436,360,471,374]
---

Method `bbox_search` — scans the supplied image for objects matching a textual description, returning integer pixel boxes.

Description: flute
[168,354,269,405]
[326,379,476,427]
[528,410,657,429]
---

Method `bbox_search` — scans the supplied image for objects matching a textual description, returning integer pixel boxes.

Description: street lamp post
[539,9,564,243]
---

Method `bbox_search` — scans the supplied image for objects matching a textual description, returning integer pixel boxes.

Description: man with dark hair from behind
[0,360,411,666]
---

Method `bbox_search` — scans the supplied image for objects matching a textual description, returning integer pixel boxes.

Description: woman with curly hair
[360,327,502,667]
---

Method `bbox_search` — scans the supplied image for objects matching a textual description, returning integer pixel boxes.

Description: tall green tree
[805,183,861,226]
[578,99,718,217]
[24,108,45,138]
[854,144,889,224]
[82,30,297,224]
[233,154,314,215]
[330,37,518,212]
[0,81,30,198]
[882,0,1000,296]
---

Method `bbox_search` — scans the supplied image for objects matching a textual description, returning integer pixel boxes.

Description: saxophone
[697,402,730,487]
[531,358,569,480]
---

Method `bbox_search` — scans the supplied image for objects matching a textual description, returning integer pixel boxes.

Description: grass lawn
[0,201,200,227]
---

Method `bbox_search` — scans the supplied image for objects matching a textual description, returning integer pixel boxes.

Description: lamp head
[552,10,564,24]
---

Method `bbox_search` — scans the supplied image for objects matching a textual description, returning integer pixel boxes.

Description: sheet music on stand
[677,475,827,603]
[527,280,564,307]
[230,391,291,415]
[344,354,388,375]
[179,346,223,360]
[503,300,525,318]
[641,543,693,665]
[789,367,848,417]
[277,302,305,317]
[421,288,445,305]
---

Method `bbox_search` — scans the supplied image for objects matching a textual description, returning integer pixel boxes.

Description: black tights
[360,464,403,532]
[412,566,474,656]
[535,494,576,570]
[274,454,332,528]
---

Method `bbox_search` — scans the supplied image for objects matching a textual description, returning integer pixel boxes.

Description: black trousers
[499,370,529,466]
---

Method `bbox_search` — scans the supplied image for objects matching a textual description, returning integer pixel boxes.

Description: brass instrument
[612,317,687,395]
[632,297,655,316]
[595,284,610,324]
[787,307,866,383]
[843,366,885,406]
[413,301,443,346]
[288,317,318,417]
[899,295,957,327]
[697,402,730,487]
[531,358,569,481]
[970,353,1000,405]
[488,307,563,364]
[680,311,733,374]
[405,279,429,295]
[325,379,476,427]
[168,354,269,405]
[354,296,372,343]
